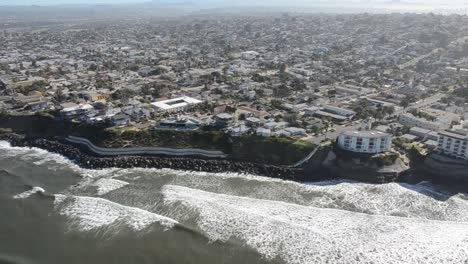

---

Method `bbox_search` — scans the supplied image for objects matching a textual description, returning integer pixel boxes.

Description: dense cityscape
[2,13,468,178]
[1,5,468,264]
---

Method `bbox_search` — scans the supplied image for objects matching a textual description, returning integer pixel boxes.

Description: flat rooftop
[439,130,468,140]
[341,130,390,138]
[151,96,202,110]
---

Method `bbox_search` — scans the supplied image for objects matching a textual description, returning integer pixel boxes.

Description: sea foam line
[54,194,178,232]
[162,185,468,264]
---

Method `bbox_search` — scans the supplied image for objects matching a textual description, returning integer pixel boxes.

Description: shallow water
[1,141,467,264]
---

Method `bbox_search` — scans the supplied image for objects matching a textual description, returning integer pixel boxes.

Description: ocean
[1,140,468,264]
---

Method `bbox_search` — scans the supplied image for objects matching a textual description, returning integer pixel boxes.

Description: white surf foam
[92,178,129,196]
[161,169,468,222]
[162,185,468,264]
[12,186,45,199]
[3,141,467,223]
[0,140,121,178]
[54,194,178,232]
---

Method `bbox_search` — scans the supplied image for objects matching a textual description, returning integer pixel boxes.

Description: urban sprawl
[2,13,468,171]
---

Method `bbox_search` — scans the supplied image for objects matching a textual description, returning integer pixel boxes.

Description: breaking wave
[162,185,468,264]
[54,194,178,232]
[0,140,120,178]
[3,139,468,264]
[13,186,45,199]
[91,178,129,196]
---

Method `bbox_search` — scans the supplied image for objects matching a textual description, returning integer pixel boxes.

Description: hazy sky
[0,0,467,6]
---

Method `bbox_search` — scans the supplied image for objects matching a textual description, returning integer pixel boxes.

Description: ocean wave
[54,194,178,232]
[3,140,467,223]
[91,178,130,196]
[64,165,468,222]
[160,169,468,222]
[0,140,120,178]
[161,185,468,264]
[12,186,45,199]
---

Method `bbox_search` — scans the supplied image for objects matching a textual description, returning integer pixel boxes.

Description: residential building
[303,106,320,116]
[316,105,356,121]
[157,116,201,130]
[214,113,234,128]
[334,84,374,96]
[409,127,439,141]
[111,113,131,126]
[264,121,289,132]
[275,127,307,138]
[228,125,250,137]
[60,103,94,120]
[437,129,468,161]
[338,130,392,154]
[256,127,271,137]
[399,113,449,131]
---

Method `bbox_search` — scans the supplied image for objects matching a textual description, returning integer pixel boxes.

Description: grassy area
[106,129,316,165]
[230,136,316,165]
[104,128,231,152]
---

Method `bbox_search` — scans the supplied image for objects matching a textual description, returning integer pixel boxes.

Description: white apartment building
[338,130,392,154]
[151,96,202,113]
[398,113,449,131]
[437,129,468,160]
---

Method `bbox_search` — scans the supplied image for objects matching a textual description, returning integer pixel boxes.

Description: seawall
[0,134,327,182]
[65,135,227,159]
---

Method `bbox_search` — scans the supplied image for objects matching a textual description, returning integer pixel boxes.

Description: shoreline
[0,133,328,183]
[2,133,467,189]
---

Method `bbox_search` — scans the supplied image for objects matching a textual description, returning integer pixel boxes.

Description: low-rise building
[275,127,307,138]
[228,125,250,137]
[214,113,234,128]
[303,106,320,116]
[157,116,201,130]
[338,130,392,154]
[334,84,374,96]
[111,113,131,126]
[322,105,356,118]
[409,127,439,141]
[264,121,289,132]
[151,96,202,113]
[399,113,449,131]
[256,127,271,137]
[60,103,94,121]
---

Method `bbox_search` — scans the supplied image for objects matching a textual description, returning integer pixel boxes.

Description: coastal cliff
[322,144,410,184]
[0,133,326,182]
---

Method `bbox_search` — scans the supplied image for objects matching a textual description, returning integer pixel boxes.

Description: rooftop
[341,130,390,138]
[439,129,468,140]
[151,96,202,110]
